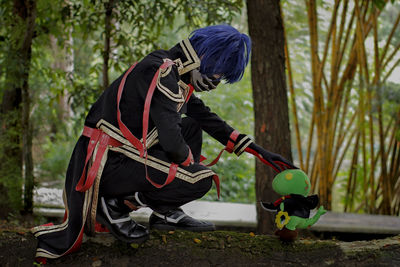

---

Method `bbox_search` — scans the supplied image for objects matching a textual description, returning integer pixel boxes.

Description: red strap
[142,59,175,155]
[204,130,240,166]
[204,149,225,167]
[181,147,194,166]
[200,155,207,162]
[116,60,182,190]
[76,127,122,192]
[35,257,47,265]
[212,175,220,199]
[75,127,100,192]
[117,63,145,156]
[140,59,182,189]
[144,160,178,188]
[244,147,280,173]
[186,84,195,102]
[273,195,291,206]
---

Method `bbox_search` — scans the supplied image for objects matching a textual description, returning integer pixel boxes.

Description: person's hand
[190,68,220,92]
[246,142,297,172]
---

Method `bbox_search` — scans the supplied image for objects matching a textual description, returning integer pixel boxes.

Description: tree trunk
[102,0,115,90]
[247,0,293,234]
[21,0,37,213]
[0,0,37,216]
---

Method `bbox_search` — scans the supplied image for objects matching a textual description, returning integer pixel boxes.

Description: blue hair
[189,25,251,84]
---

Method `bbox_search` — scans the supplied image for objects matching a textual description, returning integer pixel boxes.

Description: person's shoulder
[141,49,170,67]
[137,50,177,75]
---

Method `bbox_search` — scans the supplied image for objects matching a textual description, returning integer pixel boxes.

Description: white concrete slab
[33,188,400,234]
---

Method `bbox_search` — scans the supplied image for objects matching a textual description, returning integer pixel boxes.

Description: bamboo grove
[283,0,400,215]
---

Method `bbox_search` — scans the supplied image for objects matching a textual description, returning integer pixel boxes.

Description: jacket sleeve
[149,64,191,164]
[186,93,235,146]
[186,93,253,156]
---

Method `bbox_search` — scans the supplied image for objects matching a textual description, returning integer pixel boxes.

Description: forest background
[0,0,399,232]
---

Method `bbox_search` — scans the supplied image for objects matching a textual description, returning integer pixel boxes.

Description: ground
[0,216,400,266]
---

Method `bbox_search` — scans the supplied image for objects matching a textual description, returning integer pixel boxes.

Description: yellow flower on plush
[275,211,290,229]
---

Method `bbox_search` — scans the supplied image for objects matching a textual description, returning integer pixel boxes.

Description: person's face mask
[190,68,221,92]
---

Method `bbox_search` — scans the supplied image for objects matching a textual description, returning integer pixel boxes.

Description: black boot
[97,196,149,243]
[149,208,216,232]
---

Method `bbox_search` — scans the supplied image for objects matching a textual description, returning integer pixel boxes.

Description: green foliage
[36,137,75,188]
[0,0,27,215]
[0,112,23,215]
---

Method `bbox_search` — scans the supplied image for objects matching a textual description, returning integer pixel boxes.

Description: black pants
[99,117,212,213]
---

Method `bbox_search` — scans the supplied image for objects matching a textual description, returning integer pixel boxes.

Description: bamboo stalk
[379,12,400,63]
[336,0,349,60]
[345,132,360,212]
[355,0,370,211]
[381,42,400,72]
[333,125,358,181]
[306,0,327,206]
[311,149,319,192]
[332,93,357,164]
[281,4,304,170]
[359,75,368,211]
[355,0,370,84]
[373,117,394,168]
[368,6,380,212]
[382,57,400,83]
[377,86,390,214]
[318,0,340,92]
[332,81,356,182]
[337,6,382,94]
[336,6,355,77]
[305,111,315,173]
[323,1,342,209]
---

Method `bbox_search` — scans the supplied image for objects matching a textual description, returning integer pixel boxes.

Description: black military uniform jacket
[85,39,247,164]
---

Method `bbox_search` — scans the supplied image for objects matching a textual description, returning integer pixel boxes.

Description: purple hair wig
[189,25,251,84]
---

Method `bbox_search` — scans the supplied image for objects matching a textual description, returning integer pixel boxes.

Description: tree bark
[102,0,115,90]
[247,0,293,234]
[0,0,37,215]
[21,0,37,213]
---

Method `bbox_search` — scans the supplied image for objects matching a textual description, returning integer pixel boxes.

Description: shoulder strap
[117,63,145,156]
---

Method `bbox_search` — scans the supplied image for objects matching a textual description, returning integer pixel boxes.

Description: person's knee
[181,117,202,161]
[197,176,213,198]
[182,117,202,139]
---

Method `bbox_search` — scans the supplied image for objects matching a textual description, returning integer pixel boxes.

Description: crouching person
[32,24,295,261]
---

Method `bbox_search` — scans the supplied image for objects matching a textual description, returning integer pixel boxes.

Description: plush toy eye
[285,173,293,180]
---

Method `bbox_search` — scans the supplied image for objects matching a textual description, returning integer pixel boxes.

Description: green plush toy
[261,169,327,241]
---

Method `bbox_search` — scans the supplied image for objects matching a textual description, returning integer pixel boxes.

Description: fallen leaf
[92,260,102,267]
[130,243,139,249]
[168,231,175,234]
[162,235,167,243]
[249,232,255,237]
[193,238,201,244]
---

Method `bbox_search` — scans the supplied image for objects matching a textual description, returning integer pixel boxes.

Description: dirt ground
[0,216,400,267]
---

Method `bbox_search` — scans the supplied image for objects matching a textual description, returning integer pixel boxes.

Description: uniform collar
[169,39,201,76]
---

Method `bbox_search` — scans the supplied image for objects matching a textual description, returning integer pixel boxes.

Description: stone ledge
[34,187,400,234]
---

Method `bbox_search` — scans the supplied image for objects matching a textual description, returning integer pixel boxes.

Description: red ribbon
[76,127,122,192]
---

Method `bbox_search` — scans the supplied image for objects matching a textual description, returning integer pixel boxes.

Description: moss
[145,230,339,257]
[1,226,400,266]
